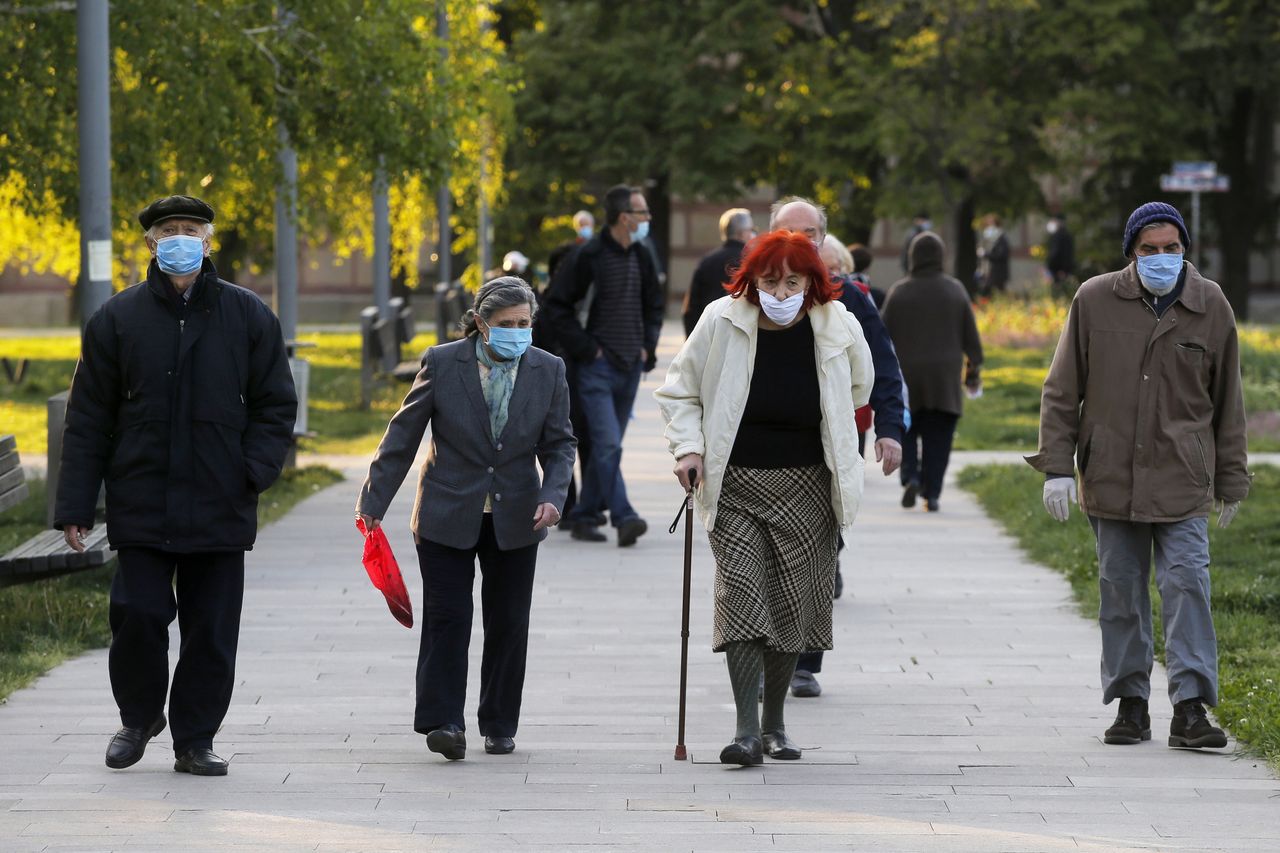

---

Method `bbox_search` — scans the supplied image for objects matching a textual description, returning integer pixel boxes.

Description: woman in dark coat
[356,278,576,760]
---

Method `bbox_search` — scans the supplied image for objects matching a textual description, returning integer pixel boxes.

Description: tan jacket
[654,295,873,531]
[1026,262,1250,522]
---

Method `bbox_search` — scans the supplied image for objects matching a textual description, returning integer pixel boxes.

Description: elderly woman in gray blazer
[356,277,576,761]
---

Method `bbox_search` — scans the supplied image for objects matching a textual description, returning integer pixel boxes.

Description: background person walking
[545,184,664,547]
[1027,201,1250,750]
[881,231,984,512]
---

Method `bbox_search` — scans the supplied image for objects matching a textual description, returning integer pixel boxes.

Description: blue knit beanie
[1122,202,1190,258]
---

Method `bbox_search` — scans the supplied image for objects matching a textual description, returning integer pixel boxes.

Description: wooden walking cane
[670,471,697,760]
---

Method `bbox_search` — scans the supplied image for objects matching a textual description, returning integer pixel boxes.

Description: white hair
[146,220,215,242]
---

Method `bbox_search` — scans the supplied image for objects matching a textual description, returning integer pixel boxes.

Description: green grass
[294,330,436,455]
[958,463,1280,769]
[0,331,435,457]
[0,465,344,702]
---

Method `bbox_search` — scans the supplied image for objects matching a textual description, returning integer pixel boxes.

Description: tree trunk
[1211,86,1275,321]
[953,194,977,299]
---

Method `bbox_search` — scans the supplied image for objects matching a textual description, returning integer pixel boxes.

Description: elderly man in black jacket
[56,195,297,777]
[682,207,756,337]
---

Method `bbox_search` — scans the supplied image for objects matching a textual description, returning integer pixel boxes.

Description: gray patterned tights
[724,641,798,739]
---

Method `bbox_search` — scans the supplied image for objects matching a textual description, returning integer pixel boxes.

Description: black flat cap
[138,195,215,230]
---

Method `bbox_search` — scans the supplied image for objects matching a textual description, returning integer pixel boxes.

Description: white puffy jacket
[654,295,874,532]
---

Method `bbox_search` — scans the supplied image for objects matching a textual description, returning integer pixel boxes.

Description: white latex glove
[1216,499,1240,530]
[1043,477,1077,523]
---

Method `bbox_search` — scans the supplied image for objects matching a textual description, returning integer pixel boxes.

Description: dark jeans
[570,354,643,526]
[899,408,960,501]
[109,548,245,755]
[413,516,539,737]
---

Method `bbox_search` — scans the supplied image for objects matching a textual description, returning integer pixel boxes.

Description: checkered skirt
[707,464,839,653]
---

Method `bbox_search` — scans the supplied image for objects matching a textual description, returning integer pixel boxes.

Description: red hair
[723,230,842,308]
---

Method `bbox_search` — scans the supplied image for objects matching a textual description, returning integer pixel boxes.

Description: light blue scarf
[475,336,518,440]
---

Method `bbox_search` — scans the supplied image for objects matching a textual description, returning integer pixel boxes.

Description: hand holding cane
[669,468,698,760]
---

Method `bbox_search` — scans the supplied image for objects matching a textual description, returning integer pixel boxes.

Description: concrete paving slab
[0,323,1274,851]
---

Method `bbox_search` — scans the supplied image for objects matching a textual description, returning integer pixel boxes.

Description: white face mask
[983,226,1000,240]
[758,290,805,325]
[1046,220,1060,234]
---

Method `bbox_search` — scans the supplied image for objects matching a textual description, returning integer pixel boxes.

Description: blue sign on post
[1173,161,1218,179]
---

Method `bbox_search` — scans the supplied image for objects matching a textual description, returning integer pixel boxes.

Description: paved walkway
[2,330,1277,852]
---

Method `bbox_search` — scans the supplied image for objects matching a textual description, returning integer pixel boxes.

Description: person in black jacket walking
[55,195,297,777]
[544,184,664,547]
[682,208,756,337]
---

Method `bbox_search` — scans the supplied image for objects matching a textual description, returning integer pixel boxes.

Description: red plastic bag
[355,518,414,628]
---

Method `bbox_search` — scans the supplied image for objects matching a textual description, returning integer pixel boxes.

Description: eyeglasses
[625,209,652,218]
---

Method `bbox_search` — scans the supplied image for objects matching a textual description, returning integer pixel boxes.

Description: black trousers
[562,359,593,521]
[414,516,539,738]
[109,548,245,755]
[899,409,960,501]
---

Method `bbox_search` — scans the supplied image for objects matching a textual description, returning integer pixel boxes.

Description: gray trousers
[1090,516,1217,706]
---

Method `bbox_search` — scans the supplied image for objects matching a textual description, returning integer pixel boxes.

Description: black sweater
[729,316,825,469]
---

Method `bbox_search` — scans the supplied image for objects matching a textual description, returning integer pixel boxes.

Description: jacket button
[496,443,503,451]
[487,466,494,474]
[1142,374,1149,381]
[494,493,502,501]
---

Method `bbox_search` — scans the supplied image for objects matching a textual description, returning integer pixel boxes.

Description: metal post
[1190,190,1201,269]
[435,3,452,288]
[373,160,392,318]
[274,123,299,344]
[76,0,113,327]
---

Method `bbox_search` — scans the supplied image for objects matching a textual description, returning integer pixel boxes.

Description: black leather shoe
[1104,697,1151,745]
[762,730,802,760]
[616,517,648,548]
[790,670,822,698]
[484,735,515,755]
[925,498,940,512]
[1170,698,1227,749]
[105,714,166,769]
[570,522,607,543]
[901,482,919,508]
[174,747,228,776]
[719,735,764,766]
[426,724,467,760]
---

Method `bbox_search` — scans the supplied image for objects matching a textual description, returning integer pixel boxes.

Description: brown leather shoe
[104,714,166,769]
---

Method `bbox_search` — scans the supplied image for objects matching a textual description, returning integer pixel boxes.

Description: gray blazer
[356,338,576,550]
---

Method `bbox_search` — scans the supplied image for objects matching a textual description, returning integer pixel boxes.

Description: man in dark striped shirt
[544,185,665,547]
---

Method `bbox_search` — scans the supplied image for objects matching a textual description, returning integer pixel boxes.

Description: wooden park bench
[0,407,114,586]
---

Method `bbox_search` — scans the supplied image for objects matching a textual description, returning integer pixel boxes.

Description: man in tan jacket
[1027,201,1250,751]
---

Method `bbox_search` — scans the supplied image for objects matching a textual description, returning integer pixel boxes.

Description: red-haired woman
[655,230,873,765]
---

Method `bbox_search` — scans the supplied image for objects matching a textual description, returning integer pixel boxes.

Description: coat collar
[454,337,542,445]
[1113,261,1207,313]
[722,296,854,356]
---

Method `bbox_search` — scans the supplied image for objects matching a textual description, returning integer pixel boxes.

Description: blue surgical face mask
[629,220,649,243]
[1135,252,1183,296]
[155,234,205,275]
[577,226,593,240]
[485,325,532,360]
